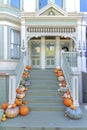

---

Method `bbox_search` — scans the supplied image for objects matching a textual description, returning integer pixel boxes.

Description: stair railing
[15,53,25,87]
[61,52,80,106]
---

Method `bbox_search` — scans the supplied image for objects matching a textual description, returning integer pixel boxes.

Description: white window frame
[10,29,20,59]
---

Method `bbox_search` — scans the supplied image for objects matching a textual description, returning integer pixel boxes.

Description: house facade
[0,0,86,105]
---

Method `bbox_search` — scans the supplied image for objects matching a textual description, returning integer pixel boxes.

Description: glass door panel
[31,41,41,68]
[45,41,55,68]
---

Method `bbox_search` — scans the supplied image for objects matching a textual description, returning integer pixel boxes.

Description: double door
[30,40,55,68]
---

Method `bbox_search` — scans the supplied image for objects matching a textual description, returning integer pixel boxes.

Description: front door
[31,41,41,68]
[45,41,55,68]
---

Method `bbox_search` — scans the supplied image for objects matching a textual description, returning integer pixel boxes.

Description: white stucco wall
[24,0,36,12]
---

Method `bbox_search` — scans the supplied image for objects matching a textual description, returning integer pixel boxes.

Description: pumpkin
[1,102,8,111]
[58,76,65,82]
[54,69,58,73]
[57,66,62,71]
[19,106,29,116]
[26,65,31,70]
[57,71,63,77]
[20,79,26,85]
[16,92,25,99]
[16,88,22,94]
[12,103,17,108]
[65,107,82,119]
[19,85,25,91]
[15,99,22,106]
[5,107,19,118]
[64,98,73,107]
[1,117,6,122]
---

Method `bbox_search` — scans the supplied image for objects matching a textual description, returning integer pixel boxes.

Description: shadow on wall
[82,72,87,103]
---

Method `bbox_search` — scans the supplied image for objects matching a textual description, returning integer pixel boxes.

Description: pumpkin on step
[15,99,23,106]
[64,98,73,107]
[5,107,19,118]
[58,76,65,82]
[16,92,25,99]
[1,102,8,111]
[16,88,22,94]
[19,106,29,116]
[57,71,63,77]
[26,65,31,70]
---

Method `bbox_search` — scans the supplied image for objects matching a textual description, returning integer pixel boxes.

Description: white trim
[4,26,8,60]
[0,21,20,30]
[9,75,16,104]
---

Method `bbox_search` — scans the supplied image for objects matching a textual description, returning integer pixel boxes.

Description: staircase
[26,69,65,113]
[1,69,87,130]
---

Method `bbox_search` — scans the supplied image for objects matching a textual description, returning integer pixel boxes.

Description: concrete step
[28,103,65,111]
[27,90,59,96]
[24,96,63,104]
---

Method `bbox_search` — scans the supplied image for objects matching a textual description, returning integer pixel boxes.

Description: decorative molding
[27,26,76,33]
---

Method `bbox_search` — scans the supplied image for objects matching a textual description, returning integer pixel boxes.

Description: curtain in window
[10,29,20,59]
[11,0,20,8]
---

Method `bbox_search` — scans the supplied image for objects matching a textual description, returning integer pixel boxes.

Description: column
[72,74,79,106]
[56,36,61,67]
[41,36,45,69]
[9,75,16,104]
[4,0,8,4]
[20,0,24,11]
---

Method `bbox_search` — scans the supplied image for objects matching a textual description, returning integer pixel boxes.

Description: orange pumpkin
[64,98,73,107]
[12,103,17,108]
[16,88,22,94]
[26,65,31,70]
[57,71,63,77]
[15,99,22,106]
[54,69,58,74]
[19,106,29,116]
[1,102,8,111]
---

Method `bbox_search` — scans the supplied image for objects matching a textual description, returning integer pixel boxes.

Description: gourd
[64,98,72,107]
[20,79,26,85]
[1,117,6,122]
[61,80,67,87]
[5,107,19,118]
[12,103,17,108]
[70,104,76,110]
[26,65,31,70]
[19,106,29,116]
[15,99,23,106]
[57,71,63,77]
[16,88,22,94]
[1,102,8,111]
[16,92,25,99]
[58,76,65,82]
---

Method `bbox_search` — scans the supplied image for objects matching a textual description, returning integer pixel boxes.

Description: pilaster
[56,36,60,67]
[4,26,8,60]
[41,36,45,69]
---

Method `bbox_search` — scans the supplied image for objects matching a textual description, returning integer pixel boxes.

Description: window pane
[11,0,20,8]
[39,0,48,9]
[10,29,20,59]
[80,0,87,12]
[55,0,62,7]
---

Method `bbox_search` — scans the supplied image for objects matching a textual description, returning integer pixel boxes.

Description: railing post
[9,75,16,104]
[71,73,79,106]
